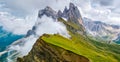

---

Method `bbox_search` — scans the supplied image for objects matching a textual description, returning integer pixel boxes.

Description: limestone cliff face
[38,3,85,31]
[17,36,89,62]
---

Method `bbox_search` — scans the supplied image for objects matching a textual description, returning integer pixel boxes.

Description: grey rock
[38,6,57,19]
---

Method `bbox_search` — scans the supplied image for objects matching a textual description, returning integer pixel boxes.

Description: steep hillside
[17,33,120,62]
[17,34,89,62]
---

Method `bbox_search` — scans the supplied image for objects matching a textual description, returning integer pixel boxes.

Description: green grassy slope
[41,34,120,62]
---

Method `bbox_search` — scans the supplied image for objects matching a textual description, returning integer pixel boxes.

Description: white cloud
[0,11,38,35]
[36,15,70,37]
[6,15,70,62]
[8,35,38,56]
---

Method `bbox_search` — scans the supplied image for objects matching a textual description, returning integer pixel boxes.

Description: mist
[6,15,70,61]
[0,10,38,35]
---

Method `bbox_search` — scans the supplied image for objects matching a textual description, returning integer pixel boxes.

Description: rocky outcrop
[38,6,57,19]
[17,34,89,62]
[38,3,84,27]
[62,3,85,32]
[62,3,83,25]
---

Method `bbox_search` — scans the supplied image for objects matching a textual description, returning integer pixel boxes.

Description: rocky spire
[57,10,63,18]
[66,3,83,26]
[38,3,85,32]
[38,6,57,19]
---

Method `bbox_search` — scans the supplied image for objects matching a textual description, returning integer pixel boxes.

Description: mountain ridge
[83,17,120,43]
[17,34,90,62]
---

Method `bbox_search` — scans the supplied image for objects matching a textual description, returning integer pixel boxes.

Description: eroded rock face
[17,36,89,62]
[38,6,57,19]
[38,3,83,26]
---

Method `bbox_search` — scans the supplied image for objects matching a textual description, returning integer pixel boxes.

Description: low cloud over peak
[0,0,120,35]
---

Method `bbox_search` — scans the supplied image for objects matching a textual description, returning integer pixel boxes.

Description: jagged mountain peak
[57,10,62,17]
[69,2,75,8]
[38,3,81,20]
[62,2,81,19]
[44,6,52,10]
[63,6,68,12]
[38,6,57,19]
[38,3,84,30]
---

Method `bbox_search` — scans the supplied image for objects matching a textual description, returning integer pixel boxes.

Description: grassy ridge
[41,34,120,62]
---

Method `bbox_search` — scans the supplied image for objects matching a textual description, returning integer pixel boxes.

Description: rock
[38,3,83,26]
[38,6,57,19]
[57,10,63,18]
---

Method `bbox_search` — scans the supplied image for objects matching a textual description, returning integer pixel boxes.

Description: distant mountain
[83,17,120,43]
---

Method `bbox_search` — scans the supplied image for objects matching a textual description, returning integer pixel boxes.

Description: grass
[41,34,120,62]
[58,18,84,32]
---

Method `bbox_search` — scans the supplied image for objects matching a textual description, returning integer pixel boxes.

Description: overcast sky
[0,0,119,34]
